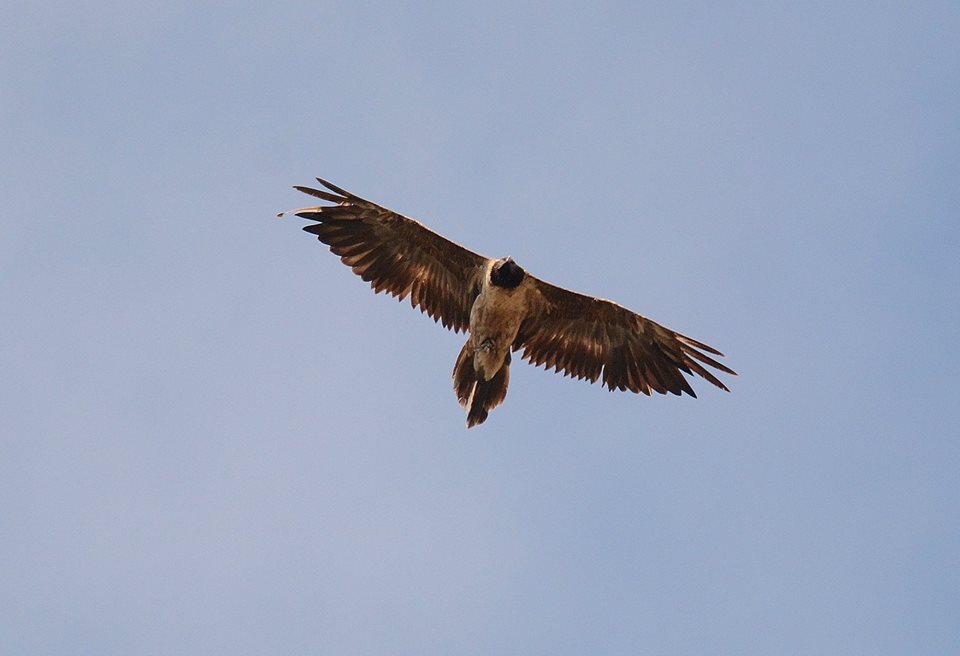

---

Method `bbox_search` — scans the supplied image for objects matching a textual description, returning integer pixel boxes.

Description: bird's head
[490,257,525,289]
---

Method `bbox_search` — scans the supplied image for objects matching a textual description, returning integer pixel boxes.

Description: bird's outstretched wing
[283,179,488,333]
[516,277,736,395]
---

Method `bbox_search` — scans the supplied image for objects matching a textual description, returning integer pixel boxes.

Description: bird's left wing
[515,276,736,396]
[283,179,489,333]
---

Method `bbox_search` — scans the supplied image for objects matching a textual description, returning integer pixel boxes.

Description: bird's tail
[453,342,510,428]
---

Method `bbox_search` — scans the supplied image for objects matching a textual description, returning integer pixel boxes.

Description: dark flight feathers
[515,280,735,396]
[289,179,735,399]
[291,178,486,333]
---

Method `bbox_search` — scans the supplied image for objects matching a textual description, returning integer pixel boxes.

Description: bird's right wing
[282,179,489,333]
[515,276,736,396]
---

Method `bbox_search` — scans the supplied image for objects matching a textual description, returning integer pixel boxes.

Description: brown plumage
[281,178,736,427]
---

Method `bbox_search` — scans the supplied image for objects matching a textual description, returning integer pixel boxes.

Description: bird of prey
[280,179,735,427]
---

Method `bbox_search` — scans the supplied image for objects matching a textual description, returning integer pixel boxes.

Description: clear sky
[2,2,958,654]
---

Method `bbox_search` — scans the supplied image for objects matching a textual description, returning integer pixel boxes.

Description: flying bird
[280,179,735,427]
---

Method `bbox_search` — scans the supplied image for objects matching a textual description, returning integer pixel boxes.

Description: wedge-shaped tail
[453,343,511,428]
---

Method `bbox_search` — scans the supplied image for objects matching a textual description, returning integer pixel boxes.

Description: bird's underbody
[281,178,736,427]
[467,261,529,380]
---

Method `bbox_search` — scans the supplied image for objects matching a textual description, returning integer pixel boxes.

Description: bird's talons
[475,338,494,353]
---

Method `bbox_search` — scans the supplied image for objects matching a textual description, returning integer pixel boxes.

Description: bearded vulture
[280,179,736,427]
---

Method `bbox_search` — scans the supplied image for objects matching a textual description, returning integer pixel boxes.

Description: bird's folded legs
[476,338,494,353]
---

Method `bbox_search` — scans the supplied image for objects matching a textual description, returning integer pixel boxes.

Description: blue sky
[2,2,958,653]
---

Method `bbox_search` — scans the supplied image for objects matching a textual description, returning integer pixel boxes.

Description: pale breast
[471,285,527,340]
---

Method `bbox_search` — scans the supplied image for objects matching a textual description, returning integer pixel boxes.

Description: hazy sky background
[3,2,958,654]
